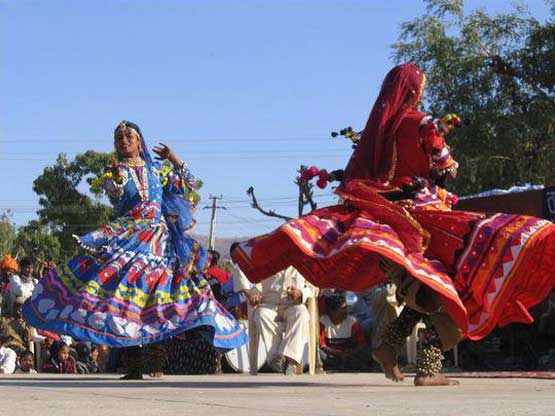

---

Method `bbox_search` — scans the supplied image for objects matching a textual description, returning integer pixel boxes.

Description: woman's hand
[153,143,181,167]
[105,159,122,182]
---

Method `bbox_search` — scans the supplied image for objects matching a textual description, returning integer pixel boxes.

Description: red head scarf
[343,63,425,182]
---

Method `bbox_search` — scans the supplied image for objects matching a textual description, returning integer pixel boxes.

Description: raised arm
[153,143,200,199]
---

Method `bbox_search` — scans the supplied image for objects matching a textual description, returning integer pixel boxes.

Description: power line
[0,193,336,204]
[0,197,339,211]
[0,153,348,162]
[1,136,333,144]
[1,150,347,157]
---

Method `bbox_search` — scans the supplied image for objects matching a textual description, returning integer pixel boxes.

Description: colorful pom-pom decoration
[308,166,319,176]
[446,193,459,207]
[318,169,330,181]
[316,179,328,189]
[301,170,313,181]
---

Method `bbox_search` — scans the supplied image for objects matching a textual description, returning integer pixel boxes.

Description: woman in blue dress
[24,121,247,378]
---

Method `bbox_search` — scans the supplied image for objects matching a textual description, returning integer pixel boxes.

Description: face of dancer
[115,128,141,159]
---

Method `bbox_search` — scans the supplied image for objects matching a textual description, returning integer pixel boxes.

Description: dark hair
[113,120,144,142]
[50,341,69,359]
[325,293,347,312]
[208,250,221,266]
[19,350,34,360]
[229,242,241,255]
[0,334,9,345]
[20,257,33,268]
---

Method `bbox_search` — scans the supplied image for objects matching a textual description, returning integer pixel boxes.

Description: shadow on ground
[0,376,409,390]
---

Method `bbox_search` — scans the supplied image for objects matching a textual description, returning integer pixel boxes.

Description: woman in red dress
[232,63,555,385]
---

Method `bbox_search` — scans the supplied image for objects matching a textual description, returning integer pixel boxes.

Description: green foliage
[33,151,115,260]
[15,220,61,262]
[0,211,17,257]
[393,0,555,195]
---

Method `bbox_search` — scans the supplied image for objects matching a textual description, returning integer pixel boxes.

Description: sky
[1,0,552,239]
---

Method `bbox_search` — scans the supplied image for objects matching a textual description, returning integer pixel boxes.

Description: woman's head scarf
[343,63,425,182]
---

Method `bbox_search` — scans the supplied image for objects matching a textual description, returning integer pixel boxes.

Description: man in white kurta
[5,258,38,316]
[233,265,315,374]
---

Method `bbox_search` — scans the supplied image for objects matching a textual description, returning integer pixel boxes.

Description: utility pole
[204,195,226,250]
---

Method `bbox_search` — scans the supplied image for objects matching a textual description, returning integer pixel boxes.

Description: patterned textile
[233,179,555,341]
[24,160,247,349]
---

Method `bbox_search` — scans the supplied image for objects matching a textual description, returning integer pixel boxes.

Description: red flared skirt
[232,182,555,340]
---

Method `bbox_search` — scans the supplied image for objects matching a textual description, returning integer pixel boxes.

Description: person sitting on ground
[0,334,17,374]
[0,297,43,355]
[232,244,316,375]
[319,293,369,371]
[41,341,77,374]
[75,343,100,374]
[15,350,37,374]
[206,250,232,303]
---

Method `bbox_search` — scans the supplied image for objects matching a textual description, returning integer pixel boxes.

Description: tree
[15,220,61,263]
[33,151,115,260]
[0,211,17,257]
[393,0,555,195]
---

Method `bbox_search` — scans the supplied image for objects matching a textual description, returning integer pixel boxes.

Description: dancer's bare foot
[149,371,164,378]
[372,344,405,382]
[414,374,459,386]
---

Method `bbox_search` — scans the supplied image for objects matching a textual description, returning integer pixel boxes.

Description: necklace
[120,157,145,167]
[128,165,150,201]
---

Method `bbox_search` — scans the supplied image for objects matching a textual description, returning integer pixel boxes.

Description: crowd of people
[1,249,555,378]
[0,249,382,376]
[0,255,104,375]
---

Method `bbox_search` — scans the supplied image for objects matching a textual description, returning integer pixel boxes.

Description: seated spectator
[206,251,231,284]
[15,350,37,374]
[41,341,77,374]
[0,334,16,374]
[75,343,100,374]
[233,256,315,375]
[37,260,57,280]
[0,297,43,355]
[5,257,38,314]
[319,293,369,371]
[206,250,232,302]
[0,255,19,316]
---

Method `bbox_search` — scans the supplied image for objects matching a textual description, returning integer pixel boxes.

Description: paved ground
[0,373,553,416]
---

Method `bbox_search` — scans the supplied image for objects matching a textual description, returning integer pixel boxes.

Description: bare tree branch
[246,186,293,221]
[296,165,318,216]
